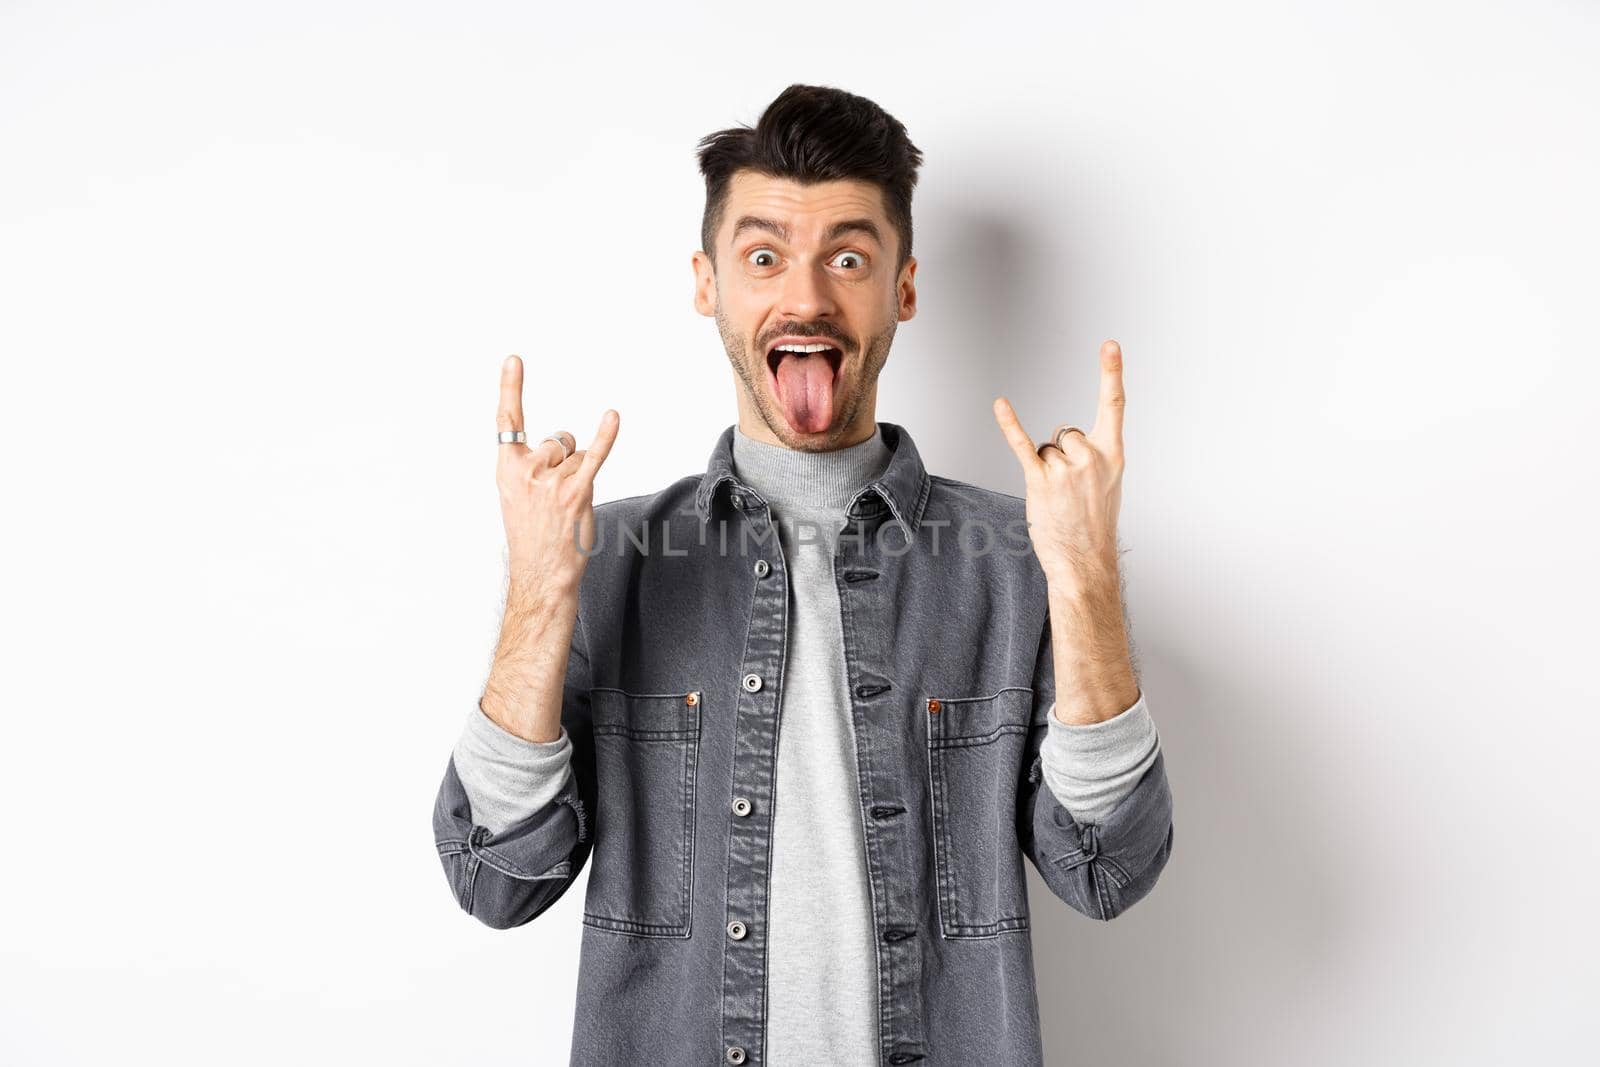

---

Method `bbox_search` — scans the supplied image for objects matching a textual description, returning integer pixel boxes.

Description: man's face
[692,171,917,450]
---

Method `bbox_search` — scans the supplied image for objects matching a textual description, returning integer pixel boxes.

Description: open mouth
[765,340,844,382]
[764,338,845,435]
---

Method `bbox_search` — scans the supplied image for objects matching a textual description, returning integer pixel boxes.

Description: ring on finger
[1036,425,1086,457]
[541,432,576,459]
[497,430,527,444]
[1054,425,1087,451]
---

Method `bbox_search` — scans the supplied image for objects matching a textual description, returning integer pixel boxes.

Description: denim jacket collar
[693,420,932,534]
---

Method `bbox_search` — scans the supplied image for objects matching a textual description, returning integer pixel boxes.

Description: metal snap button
[726,1047,747,1065]
[732,797,752,817]
[727,919,747,940]
[685,691,700,707]
[741,672,763,692]
[927,698,941,713]
[753,559,770,578]
[729,492,744,509]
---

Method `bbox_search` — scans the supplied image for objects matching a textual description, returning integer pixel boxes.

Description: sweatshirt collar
[729,423,891,513]
[694,420,931,535]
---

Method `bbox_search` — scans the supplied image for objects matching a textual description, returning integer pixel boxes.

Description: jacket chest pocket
[582,687,702,938]
[926,686,1033,938]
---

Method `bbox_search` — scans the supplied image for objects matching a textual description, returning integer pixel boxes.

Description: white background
[2,1,1596,1064]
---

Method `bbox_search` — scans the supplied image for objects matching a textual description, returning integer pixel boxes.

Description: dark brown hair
[696,84,924,273]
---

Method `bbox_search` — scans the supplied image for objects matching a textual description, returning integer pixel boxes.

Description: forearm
[480,577,579,744]
[455,578,582,836]
[1046,570,1139,725]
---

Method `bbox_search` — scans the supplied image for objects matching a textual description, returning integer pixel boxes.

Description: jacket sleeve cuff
[1039,688,1161,825]
[451,701,575,836]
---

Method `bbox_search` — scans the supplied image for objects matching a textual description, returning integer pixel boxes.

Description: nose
[775,258,838,323]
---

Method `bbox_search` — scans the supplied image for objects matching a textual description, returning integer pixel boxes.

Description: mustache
[758,325,851,351]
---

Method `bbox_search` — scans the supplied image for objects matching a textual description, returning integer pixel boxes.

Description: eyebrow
[729,215,884,247]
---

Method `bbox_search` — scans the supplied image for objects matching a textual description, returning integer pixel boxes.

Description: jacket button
[732,797,752,817]
[726,1047,747,1064]
[685,691,700,707]
[727,919,747,940]
[753,559,770,578]
[742,672,763,692]
[927,698,941,713]
[729,492,745,509]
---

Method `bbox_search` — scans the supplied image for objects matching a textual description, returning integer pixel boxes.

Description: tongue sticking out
[772,352,836,434]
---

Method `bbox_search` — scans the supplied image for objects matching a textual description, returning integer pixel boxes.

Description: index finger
[992,396,1044,478]
[1092,339,1125,449]
[576,409,620,485]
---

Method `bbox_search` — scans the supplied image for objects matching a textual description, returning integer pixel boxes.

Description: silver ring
[1053,426,1087,451]
[497,430,526,444]
[541,433,575,458]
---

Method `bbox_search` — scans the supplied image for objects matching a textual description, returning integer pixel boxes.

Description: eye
[831,251,866,270]
[747,248,779,268]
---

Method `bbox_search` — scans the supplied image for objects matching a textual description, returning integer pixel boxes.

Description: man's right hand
[482,354,619,742]
[495,354,619,596]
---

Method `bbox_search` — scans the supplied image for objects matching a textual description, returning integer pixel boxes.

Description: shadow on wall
[879,202,1055,479]
[1026,645,1347,1064]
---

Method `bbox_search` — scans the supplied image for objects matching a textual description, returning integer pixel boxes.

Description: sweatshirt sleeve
[451,700,576,836]
[1037,689,1161,825]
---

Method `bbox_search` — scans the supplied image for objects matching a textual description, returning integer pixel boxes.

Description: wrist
[507,563,579,606]
[1045,567,1120,609]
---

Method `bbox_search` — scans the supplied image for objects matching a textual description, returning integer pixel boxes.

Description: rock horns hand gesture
[495,354,620,600]
[992,339,1127,602]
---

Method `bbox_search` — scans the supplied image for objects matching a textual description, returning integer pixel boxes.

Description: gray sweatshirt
[452,423,1161,1064]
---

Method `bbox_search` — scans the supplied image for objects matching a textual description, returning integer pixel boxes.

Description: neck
[731,422,892,513]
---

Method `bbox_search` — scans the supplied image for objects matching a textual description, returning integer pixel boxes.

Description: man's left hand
[993,339,1127,599]
[993,339,1138,724]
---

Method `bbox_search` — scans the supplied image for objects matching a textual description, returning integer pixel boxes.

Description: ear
[896,255,918,322]
[691,250,717,317]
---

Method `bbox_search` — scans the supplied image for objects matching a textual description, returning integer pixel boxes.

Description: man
[432,84,1174,1067]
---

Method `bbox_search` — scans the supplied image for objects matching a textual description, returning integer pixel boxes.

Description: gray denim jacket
[431,421,1175,1067]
